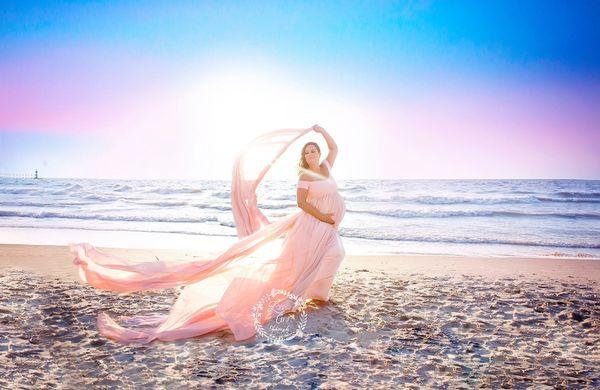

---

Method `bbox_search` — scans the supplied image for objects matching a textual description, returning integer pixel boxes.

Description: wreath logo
[251,288,309,344]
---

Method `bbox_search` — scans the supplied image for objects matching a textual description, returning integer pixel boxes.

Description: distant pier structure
[0,170,40,179]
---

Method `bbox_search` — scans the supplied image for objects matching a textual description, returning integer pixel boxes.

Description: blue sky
[1,1,598,179]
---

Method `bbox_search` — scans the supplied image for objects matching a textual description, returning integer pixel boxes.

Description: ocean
[1,178,599,259]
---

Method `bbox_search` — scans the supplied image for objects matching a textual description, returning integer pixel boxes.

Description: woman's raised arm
[312,124,338,168]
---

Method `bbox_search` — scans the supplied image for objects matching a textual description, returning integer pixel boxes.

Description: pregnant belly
[311,196,346,228]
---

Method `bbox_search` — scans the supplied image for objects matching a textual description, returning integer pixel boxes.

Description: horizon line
[1,176,599,181]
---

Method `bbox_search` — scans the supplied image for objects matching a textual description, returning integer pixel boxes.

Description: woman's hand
[312,124,325,133]
[321,213,335,225]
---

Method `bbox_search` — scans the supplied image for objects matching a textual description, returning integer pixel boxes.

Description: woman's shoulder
[298,173,312,182]
[297,174,311,189]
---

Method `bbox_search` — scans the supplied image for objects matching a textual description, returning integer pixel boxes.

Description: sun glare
[164,60,373,180]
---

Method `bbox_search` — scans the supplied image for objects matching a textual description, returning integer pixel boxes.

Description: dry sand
[0,244,598,388]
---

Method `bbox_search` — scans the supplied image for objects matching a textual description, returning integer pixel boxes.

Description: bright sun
[162,59,372,180]
[176,66,322,179]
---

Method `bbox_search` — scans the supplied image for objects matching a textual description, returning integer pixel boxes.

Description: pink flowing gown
[69,127,346,344]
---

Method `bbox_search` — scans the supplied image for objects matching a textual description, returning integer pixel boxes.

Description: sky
[1,0,599,180]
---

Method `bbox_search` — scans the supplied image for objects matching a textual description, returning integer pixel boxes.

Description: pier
[0,170,39,179]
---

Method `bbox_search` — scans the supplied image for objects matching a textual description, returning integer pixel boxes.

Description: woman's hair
[298,142,321,176]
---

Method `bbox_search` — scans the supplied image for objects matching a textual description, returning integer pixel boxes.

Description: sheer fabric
[70,127,346,343]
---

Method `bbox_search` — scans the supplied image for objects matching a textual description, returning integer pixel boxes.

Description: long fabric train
[70,127,323,343]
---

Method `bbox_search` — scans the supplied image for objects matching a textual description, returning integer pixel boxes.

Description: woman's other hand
[321,213,335,225]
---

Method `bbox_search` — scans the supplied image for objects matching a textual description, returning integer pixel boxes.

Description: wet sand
[0,244,598,388]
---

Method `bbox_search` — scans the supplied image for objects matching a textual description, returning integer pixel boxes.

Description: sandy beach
[0,244,598,388]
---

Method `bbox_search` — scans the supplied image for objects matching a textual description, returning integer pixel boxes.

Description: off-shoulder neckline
[298,160,331,183]
[299,176,331,184]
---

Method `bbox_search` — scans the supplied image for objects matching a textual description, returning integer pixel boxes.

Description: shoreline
[1,243,599,283]
[2,225,599,260]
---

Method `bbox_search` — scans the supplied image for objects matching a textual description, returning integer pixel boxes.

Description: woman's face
[304,144,320,165]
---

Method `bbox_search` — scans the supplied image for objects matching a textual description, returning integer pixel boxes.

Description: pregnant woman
[70,124,346,343]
